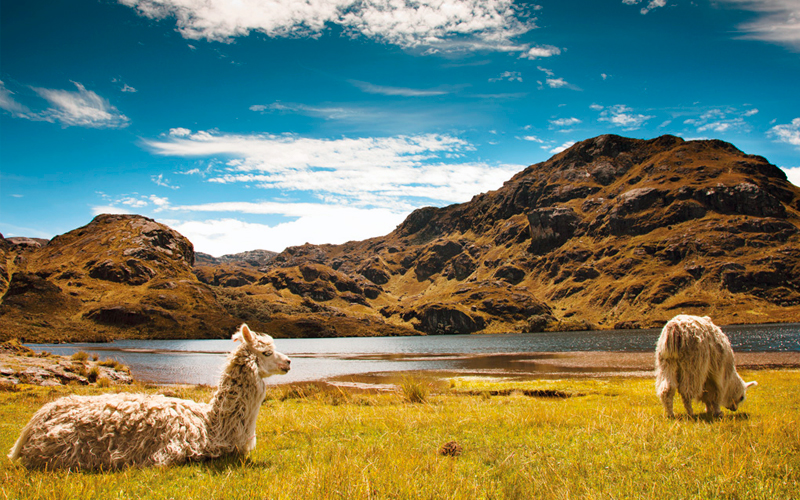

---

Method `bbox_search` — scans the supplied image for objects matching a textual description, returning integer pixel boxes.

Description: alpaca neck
[206,349,266,454]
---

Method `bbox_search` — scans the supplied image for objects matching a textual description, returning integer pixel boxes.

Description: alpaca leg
[659,385,676,418]
[680,393,695,417]
[705,401,721,417]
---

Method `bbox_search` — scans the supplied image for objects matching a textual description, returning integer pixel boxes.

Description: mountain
[2,135,799,342]
[0,215,238,342]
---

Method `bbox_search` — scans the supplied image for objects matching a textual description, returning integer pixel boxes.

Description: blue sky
[1,0,799,256]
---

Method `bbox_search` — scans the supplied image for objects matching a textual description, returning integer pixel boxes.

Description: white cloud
[520,45,561,59]
[623,0,667,15]
[251,101,383,122]
[121,197,150,208]
[152,173,180,189]
[683,108,755,134]
[597,104,653,130]
[0,80,32,117]
[169,127,193,137]
[522,135,543,143]
[142,130,522,209]
[716,0,800,50]
[32,81,130,128]
[549,117,581,128]
[161,206,409,255]
[782,166,800,187]
[91,205,133,216]
[489,71,522,83]
[769,118,800,147]
[119,0,540,55]
[1,80,129,128]
[546,77,568,88]
[350,80,449,96]
[549,141,576,154]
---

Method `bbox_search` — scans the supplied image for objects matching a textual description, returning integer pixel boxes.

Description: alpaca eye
[262,350,273,357]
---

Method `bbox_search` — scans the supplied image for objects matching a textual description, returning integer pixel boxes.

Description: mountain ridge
[2,134,799,342]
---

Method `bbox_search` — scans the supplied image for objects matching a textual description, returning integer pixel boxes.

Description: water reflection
[26,323,800,385]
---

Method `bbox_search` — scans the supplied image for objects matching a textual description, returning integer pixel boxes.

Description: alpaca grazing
[655,314,756,418]
[8,324,290,470]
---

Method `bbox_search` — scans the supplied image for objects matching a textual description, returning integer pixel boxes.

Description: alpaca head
[233,324,291,377]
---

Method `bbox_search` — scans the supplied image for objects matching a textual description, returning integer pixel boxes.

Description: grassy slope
[1,371,798,499]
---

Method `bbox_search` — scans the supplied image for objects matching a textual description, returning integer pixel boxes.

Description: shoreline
[318,351,800,390]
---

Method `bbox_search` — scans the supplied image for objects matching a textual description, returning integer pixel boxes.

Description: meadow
[1,370,798,499]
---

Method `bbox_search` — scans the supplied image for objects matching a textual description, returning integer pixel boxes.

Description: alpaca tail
[7,420,33,462]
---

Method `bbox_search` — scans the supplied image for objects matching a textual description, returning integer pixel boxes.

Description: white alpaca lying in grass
[8,324,290,470]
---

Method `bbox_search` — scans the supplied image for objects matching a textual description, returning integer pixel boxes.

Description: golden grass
[1,370,798,499]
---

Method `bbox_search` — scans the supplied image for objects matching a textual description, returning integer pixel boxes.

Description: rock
[527,207,581,255]
[88,259,156,285]
[414,304,485,335]
[493,265,526,285]
[415,240,464,280]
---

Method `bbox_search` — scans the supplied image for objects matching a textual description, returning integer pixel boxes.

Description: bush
[71,351,90,362]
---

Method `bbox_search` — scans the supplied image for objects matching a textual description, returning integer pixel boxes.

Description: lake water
[26,323,800,386]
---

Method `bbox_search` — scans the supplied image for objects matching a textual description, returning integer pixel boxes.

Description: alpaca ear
[745,381,757,389]
[232,323,255,344]
[240,324,255,345]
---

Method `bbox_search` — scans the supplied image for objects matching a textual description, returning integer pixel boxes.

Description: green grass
[1,371,798,499]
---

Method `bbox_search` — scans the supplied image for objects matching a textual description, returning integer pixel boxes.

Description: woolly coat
[655,314,754,417]
[8,324,289,470]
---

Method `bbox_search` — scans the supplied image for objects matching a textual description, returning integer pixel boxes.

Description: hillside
[2,134,799,342]
[0,215,238,342]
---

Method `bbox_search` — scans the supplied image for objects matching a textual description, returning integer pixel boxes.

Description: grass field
[1,370,798,499]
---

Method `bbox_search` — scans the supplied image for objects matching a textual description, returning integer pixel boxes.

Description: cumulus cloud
[138,129,524,254]
[549,141,576,154]
[119,0,541,55]
[782,166,800,187]
[162,207,409,255]
[549,117,581,129]
[546,77,569,88]
[769,118,800,148]
[716,0,800,50]
[141,130,522,210]
[596,104,653,130]
[520,45,561,59]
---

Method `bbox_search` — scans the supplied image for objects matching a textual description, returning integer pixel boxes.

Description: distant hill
[0,215,238,342]
[2,134,799,342]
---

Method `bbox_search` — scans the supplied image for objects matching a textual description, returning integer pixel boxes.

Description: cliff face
[2,135,799,342]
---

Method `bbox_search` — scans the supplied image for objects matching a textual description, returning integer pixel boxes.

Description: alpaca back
[11,393,211,470]
[656,315,713,399]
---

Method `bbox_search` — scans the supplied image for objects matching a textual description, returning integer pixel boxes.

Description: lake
[26,323,800,386]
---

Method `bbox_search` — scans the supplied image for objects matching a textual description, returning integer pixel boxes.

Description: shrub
[71,351,90,362]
